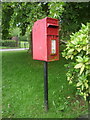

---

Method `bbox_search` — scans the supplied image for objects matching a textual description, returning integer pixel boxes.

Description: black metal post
[44,61,48,111]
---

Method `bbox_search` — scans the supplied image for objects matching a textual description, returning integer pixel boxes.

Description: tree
[2,2,47,38]
[2,2,90,48]
[60,2,90,40]
[2,2,14,39]
[43,2,90,41]
[2,2,48,52]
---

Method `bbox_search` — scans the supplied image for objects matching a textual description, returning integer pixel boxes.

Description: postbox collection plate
[51,40,56,54]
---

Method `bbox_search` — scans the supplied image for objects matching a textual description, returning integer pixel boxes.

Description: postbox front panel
[47,35,59,61]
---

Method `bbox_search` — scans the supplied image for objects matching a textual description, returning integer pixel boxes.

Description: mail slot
[32,17,59,62]
[47,24,59,35]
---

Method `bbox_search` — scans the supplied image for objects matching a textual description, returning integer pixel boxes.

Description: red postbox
[32,17,59,62]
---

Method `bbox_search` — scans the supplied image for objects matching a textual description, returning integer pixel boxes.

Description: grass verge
[2,50,88,118]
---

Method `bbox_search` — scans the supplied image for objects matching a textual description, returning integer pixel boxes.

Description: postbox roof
[33,17,58,24]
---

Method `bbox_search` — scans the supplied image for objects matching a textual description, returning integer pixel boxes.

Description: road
[0,48,29,51]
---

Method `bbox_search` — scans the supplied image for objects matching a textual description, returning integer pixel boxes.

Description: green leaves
[75,56,89,75]
[2,2,47,39]
[62,23,90,101]
[9,27,21,37]
[76,56,83,62]
[80,65,85,75]
[68,49,74,54]
[74,63,85,75]
[48,2,65,19]
[74,63,83,69]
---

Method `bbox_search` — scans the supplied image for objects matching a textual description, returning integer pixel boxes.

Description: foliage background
[2,2,90,40]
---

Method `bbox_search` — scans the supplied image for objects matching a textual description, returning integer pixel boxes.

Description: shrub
[62,23,90,101]
[1,40,17,47]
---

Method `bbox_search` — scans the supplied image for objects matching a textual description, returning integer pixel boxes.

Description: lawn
[2,50,88,118]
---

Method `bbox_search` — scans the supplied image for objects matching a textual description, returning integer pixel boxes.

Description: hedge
[0,40,17,47]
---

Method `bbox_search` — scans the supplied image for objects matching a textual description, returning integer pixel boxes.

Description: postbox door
[47,35,59,61]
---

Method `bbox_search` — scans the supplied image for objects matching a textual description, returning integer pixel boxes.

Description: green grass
[0,46,21,49]
[2,50,88,118]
